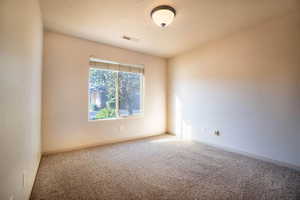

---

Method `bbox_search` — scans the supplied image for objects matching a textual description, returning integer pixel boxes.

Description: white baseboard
[194,139,300,171]
[166,132,299,171]
[43,132,167,155]
[27,153,42,200]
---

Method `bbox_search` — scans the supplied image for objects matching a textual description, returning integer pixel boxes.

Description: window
[88,59,144,120]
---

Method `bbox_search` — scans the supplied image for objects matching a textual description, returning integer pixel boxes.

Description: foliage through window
[89,68,143,120]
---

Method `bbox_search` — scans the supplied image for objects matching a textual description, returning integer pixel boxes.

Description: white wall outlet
[214,130,220,136]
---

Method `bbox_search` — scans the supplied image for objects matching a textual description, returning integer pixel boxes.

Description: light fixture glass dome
[151,5,176,28]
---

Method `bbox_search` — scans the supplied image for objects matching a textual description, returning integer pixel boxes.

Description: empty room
[1,0,300,199]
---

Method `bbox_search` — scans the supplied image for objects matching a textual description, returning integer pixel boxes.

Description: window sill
[88,114,144,122]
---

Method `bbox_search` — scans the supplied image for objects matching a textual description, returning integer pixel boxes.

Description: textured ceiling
[40,0,299,58]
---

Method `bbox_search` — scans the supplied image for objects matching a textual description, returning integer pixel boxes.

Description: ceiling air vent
[122,35,131,40]
[122,35,139,42]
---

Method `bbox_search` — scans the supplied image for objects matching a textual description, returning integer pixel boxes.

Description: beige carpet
[31,135,300,200]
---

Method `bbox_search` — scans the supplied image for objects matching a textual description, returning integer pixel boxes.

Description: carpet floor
[31,135,300,200]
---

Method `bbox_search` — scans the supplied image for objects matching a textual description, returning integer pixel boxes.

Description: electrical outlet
[214,130,220,136]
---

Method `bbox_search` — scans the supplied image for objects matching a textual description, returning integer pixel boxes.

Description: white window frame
[88,67,144,121]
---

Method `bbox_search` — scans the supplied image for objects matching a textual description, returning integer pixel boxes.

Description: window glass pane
[88,68,117,120]
[118,71,142,116]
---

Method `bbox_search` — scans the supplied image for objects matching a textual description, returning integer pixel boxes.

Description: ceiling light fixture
[151,5,176,28]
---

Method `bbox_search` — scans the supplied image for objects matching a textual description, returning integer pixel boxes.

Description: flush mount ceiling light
[151,5,176,28]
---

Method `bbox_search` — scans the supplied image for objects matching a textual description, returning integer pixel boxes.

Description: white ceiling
[40,0,299,58]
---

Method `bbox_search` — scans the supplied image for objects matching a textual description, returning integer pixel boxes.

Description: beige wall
[0,0,43,199]
[42,31,167,153]
[168,12,300,167]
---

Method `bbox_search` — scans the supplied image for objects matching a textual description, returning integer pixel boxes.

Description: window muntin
[88,68,143,120]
